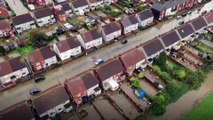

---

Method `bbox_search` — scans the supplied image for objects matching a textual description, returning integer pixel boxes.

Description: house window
[46,63,48,66]
[22,72,26,75]
[58,108,62,111]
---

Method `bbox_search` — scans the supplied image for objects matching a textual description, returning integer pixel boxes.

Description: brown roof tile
[142,39,164,57]
[102,22,121,35]
[0,101,34,120]
[120,48,145,69]
[0,20,11,30]
[34,8,53,19]
[32,85,69,115]
[96,58,124,81]
[191,17,207,31]
[177,23,195,38]
[12,13,34,26]
[81,28,102,43]
[203,11,213,24]
[161,31,180,47]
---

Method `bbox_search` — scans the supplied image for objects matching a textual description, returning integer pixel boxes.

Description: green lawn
[9,45,35,57]
[195,43,213,55]
[184,92,213,120]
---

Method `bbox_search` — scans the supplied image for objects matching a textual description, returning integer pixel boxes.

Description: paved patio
[93,96,125,120]
[139,79,158,96]
[120,81,149,112]
[77,103,102,120]
[109,92,140,120]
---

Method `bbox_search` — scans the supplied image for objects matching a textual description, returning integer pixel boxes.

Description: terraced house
[95,58,125,91]
[119,48,146,76]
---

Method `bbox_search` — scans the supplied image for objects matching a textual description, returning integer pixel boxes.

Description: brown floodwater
[150,71,213,120]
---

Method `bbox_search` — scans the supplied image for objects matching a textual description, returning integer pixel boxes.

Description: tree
[132,80,141,88]
[165,80,181,96]
[153,52,168,70]
[151,94,166,116]
[0,45,5,55]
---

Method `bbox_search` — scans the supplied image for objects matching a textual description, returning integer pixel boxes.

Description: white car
[176,16,181,20]
[64,23,73,30]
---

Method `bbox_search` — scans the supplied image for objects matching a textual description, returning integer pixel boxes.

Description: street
[0,1,212,111]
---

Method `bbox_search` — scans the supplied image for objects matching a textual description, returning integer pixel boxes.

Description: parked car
[95,59,104,65]
[34,75,46,83]
[201,10,207,15]
[187,10,192,15]
[178,21,185,25]
[64,23,73,30]
[29,88,41,95]
[121,39,128,44]
[182,12,187,17]
[176,15,181,20]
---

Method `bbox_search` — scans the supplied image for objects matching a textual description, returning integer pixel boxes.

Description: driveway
[6,0,28,15]
[0,1,211,111]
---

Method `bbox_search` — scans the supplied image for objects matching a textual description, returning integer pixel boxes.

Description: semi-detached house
[27,46,57,72]
[0,56,30,86]
[53,5,66,22]
[34,8,56,27]
[119,48,146,76]
[71,0,89,15]
[101,22,122,42]
[119,15,139,35]
[136,10,154,27]
[53,37,82,61]
[65,71,101,106]
[0,101,35,120]
[12,13,36,34]
[32,85,72,118]
[77,28,103,52]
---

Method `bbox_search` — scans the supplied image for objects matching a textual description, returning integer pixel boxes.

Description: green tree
[165,80,181,96]
[132,80,141,88]
[151,94,166,116]
[153,52,168,70]
[0,45,5,55]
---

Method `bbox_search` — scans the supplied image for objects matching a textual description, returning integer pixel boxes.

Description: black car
[29,88,41,95]
[182,12,187,17]
[121,39,128,44]
[34,75,45,83]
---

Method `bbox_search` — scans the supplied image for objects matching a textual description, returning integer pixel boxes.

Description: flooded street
[151,71,213,120]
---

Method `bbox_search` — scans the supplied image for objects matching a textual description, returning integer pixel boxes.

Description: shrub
[132,80,141,88]
[129,76,136,82]
[165,80,182,96]
[138,72,144,79]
